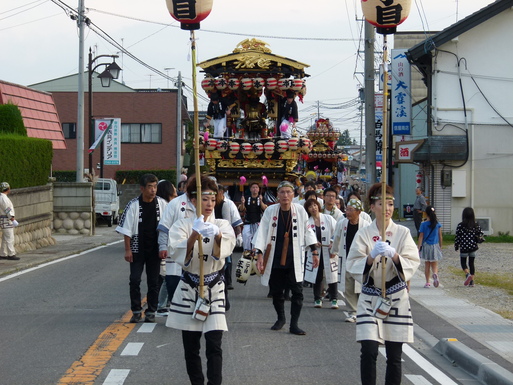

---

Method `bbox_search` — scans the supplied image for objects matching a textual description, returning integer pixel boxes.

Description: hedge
[0,134,53,188]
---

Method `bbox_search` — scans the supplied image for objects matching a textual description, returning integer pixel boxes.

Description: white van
[94,178,120,227]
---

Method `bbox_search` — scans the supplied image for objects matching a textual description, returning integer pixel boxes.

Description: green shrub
[0,134,52,188]
[0,103,27,136]
[53,171,78,182]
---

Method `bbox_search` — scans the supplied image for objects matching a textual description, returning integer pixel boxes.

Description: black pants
[413,210,422,236]
[182,330,223,385]
[360,340,403,385]
[313,257,338,301]
[460,255,476,275]
[129,252,161,314]
[269,267,303,306]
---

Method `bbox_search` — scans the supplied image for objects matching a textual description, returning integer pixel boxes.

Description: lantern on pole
[360,0,411,35]
[361,0,411,301]
[166,0,213,30]
[166,0,214,300]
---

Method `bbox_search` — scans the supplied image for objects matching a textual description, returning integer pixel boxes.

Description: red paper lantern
[241,142,252,155]
[215,77,228,90]
[253,77,265,90]
[264,141,275,154]
[201,77,215,92]
[361,0,411,35]
[228,78,240,90]
[206,138,217,151]
[241,78,253,90]
[166,0,213,30]
[288,137,299,151]
[253,142,264,155]
[216,140,228,152]
[229,141,240,155]
[291,79,304,92]
[277,140,288,153]
[278,78,290,90]
[266,77,277,90]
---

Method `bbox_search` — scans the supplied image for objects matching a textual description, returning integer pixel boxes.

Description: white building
[405,0,513,234]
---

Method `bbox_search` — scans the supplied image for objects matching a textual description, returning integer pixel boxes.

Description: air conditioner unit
[476,217,493,236]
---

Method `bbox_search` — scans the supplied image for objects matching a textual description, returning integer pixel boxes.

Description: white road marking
[403,344,459,385]
[103,369,130,385]
[120,342,144,356]
[137,323,157,333]
[0,240,123,283]
[405,374,433,384]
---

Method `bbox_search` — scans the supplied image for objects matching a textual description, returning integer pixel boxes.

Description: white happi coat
[252,203,317,286]
[346,220,420,344]
[331,215,372,291]
[157,193,196,276]
[304,214,338,284]
[166,215,235,332]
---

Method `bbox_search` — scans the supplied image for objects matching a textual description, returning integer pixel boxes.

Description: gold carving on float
[233,39,272,54]
[217,159,285,169]
[234,55,271,70]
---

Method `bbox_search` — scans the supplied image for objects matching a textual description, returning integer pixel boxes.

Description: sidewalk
[2,222,513,384]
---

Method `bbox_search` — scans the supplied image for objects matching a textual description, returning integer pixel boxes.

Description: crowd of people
[114,173,483,385]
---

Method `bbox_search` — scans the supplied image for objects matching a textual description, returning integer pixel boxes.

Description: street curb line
[435,338,513,385]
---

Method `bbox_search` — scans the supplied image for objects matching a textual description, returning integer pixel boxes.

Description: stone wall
[53,182,93,235]
[5,185,55,254]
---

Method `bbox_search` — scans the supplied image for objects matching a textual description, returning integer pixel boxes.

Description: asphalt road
[0,238,486,385]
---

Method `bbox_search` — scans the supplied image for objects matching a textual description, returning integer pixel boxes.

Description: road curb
[435,338,513,385]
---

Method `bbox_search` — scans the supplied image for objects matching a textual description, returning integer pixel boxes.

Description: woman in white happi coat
[302,199,338,308]
[346,183,419,385]
[331,198,372,322]
[166,178,235,385]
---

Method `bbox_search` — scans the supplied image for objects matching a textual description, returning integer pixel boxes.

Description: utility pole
[76,0,85,182]
[364,20,376,188]
[176,71,182,186]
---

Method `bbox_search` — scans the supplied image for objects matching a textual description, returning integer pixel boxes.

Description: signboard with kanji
[395,139,424,163]
[391,49,411,135]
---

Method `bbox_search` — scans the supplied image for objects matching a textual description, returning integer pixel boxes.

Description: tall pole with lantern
[165,0,214,299]
[360,0,411,297]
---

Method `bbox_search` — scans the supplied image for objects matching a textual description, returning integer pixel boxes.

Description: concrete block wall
[53,182,93,235]
[5,185,55,254]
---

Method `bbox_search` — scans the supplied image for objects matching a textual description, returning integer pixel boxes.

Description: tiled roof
[0,80,66,150]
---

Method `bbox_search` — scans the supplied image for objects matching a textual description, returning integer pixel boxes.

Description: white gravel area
[419,242,513,319]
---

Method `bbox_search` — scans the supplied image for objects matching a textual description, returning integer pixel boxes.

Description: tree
[337,129,354,146]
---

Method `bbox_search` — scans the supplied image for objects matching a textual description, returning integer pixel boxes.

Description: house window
[62,123,76,139]
[121,123,162,143]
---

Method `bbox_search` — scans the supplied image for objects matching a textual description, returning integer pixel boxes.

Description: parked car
[94,178,120,227]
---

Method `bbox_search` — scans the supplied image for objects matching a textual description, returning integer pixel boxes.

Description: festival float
[302,118,347,183]
[198,38,314,190]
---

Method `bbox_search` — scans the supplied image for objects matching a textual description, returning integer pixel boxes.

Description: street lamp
[87,47,122,178]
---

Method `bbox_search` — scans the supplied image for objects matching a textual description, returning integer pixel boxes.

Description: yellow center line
[58,300,147,385]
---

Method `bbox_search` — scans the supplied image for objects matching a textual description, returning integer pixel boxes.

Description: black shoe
[271,319,286,331]
[129,313,142,323]
[7,255,19,260]
[289,326,306,335]
[0,256,7,260]
[144,313,155,323]
[227,284,234,290]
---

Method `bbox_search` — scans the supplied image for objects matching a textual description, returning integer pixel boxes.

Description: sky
[0,0,495,140]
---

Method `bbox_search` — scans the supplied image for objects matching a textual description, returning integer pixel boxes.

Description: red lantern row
[307,131,340,139]
[201,76,305,93]
[203,138,312,155]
